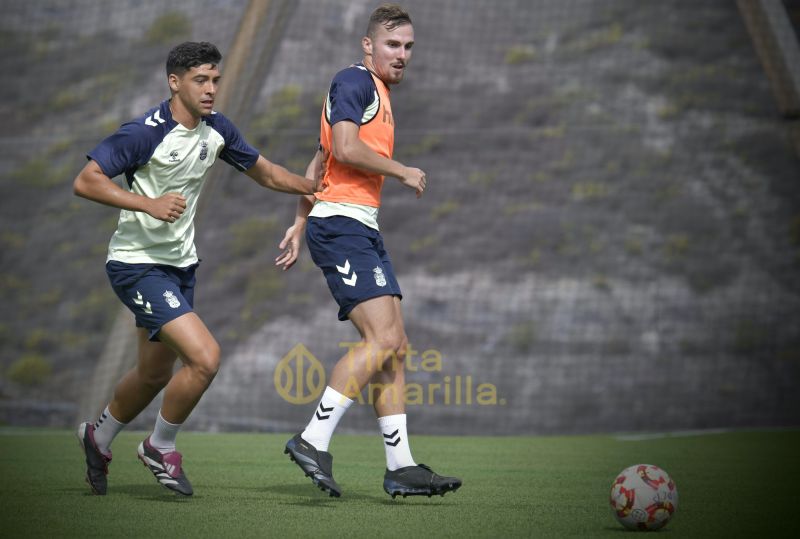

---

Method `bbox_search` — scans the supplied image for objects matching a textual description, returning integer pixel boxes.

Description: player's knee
[378,334,408,373]
[373,331,406,362]
[193,360,219,386]
[190,342,221,384]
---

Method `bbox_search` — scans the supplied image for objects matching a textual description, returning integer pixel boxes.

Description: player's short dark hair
[166,41,222,77]
[366,3,412,38]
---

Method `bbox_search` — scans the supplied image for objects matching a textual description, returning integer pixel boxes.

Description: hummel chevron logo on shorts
[336,259,357,287]
[315,403,334,420]
[133,291,153,314]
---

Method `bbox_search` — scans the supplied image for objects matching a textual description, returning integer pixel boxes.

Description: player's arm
[245,155,319,195]
[73,160,186,223]
[275,149,323,271]
[332,120,427,197]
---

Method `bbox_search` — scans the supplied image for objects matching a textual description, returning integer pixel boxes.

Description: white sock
[150,411,181,453]
[301,386,354,452]
[378,414,416,471]
[92,405,126,455]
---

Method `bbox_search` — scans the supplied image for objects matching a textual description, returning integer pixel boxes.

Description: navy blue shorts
[306,216,402,321]
[106,260,197,341]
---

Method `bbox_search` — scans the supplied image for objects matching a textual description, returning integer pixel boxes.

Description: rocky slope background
[1,0,799,434]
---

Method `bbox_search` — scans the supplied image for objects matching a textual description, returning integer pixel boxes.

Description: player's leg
[154,312,220,424]
[136,311,219,496]
[79,261,206,495]
[369,296,407,416]
[108,328,177,425]
[369,298,462,499]
[78,328,175,495]
[369,297,416,469]
[286,216,408,496]
[330,294,406,393]
[302,295,405,453]
[285,295,404,497]
[78,327,177,494]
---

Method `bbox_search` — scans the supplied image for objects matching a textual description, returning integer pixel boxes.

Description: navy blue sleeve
[328,67,374,125]
[87,121,151,179]
[213,113,260,171]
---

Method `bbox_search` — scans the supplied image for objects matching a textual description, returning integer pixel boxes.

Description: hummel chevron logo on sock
[383,429,401,447]
[316,403,334,420]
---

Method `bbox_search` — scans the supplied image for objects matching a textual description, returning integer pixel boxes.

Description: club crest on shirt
[163,290,181,308]
[373,267,387,287]
[199,140,208,160]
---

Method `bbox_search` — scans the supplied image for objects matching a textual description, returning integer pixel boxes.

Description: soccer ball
[609,464,678,531]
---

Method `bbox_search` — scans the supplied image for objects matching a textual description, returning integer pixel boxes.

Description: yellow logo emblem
[273,344,326,404]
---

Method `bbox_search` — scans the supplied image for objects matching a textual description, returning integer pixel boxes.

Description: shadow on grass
[257,482,390,506]
[262,483,458,507]
[59,486,93,495]
[110,483,197,501]
[60,482,197,501]
[601,526,630,533]
[65,482,460,506]
[601,525,673,533]
[376,495,458,506]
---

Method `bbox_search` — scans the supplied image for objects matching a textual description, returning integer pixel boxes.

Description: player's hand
[275,223,304,271]
[400,167,426,198]
[146,192,187,223]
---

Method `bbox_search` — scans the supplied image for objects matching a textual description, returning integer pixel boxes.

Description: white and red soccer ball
[609,464,678,531]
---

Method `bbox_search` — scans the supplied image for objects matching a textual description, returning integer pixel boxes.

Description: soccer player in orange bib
[277,4,461,498]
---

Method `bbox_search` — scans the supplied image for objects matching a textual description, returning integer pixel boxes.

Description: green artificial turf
[0,429,796,537]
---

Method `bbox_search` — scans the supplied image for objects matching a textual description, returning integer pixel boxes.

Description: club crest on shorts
[199,140,208,160]
[373,267,387,287]
[163,290,181,309]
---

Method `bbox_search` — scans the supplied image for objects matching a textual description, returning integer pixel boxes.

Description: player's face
[170,64,220,118]
[363,23,414,85]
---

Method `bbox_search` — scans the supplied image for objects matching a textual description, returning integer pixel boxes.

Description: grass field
[0,428,797,537]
